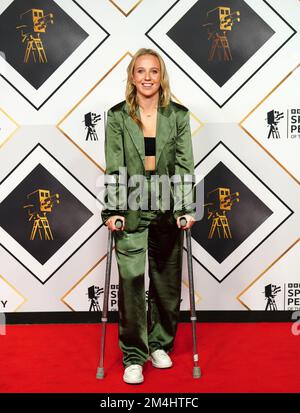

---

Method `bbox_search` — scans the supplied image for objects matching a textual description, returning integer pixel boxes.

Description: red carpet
[0,322,299,393]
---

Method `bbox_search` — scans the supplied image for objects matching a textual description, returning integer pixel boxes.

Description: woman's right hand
[105,215,125,231]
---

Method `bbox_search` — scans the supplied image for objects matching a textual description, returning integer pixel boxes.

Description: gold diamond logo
[0,108,19,149]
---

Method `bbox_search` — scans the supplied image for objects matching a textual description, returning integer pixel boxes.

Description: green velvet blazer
[101,100,195,232]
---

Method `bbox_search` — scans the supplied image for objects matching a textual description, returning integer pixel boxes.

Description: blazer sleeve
[101,109,127,224]
[173,109,196,220]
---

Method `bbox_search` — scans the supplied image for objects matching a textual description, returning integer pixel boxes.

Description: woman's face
[132,54,161,100]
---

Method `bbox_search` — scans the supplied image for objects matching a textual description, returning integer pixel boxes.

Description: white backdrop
[0,0,299,315]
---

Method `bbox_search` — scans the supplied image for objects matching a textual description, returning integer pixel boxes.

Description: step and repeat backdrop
[0,0,299,316]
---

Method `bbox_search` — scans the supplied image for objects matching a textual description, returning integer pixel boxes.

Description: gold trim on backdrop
[0,108,20,149]
[239,63,300,185]
[171,94,204,137]
[0,274,27,312]
[57,129,106,173]
[236,238,300,310]
[182,279,202,304]
[190,113,204,137]
[60,251,112,311]
[240,125,299,185]
[57,52,133,171]
[109,0,143,17]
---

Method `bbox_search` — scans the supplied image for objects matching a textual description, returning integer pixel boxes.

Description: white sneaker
[123,364,144,384]
[150,349,173,368]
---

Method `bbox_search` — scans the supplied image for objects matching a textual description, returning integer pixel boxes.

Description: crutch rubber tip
[193,366,201,379]
[96,367,104,379]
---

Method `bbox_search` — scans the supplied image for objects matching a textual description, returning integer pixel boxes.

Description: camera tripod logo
[264,284,281,311]
[266,110,284,139]
[23,189,60,241]
[16,8,54,64]
[203,6,240,62]
[84,112,102,141]
[88,285,104,312]
[204,187,240,239]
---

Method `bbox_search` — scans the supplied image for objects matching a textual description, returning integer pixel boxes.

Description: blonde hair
[125,48,171,128]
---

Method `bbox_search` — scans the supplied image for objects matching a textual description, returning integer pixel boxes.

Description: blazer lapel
[156,105,175,168]
[124,106,145,168]
[123,102,175,171]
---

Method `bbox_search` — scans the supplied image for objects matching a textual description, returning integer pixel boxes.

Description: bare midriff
[144,153,156,171]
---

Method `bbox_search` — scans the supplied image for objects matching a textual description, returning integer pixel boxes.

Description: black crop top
[144,137,156,156]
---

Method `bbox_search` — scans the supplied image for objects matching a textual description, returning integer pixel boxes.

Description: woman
[101,48,196,384]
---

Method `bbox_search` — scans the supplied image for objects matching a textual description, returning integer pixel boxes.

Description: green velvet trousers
[113,175,184,367]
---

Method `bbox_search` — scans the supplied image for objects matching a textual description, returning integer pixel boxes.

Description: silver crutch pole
[96,218,123,379]
[180,217,201,379]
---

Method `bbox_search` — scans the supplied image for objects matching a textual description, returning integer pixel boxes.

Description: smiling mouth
[142,83,153,87]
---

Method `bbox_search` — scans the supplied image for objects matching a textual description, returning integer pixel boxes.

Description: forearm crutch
[96,218,122,379]
[180,217,201,379]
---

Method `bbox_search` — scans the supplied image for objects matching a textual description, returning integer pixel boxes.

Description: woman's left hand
[176,214,196,229]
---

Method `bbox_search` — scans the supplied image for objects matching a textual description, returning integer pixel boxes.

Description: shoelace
[126,365,141,372]
[154,350,168,359]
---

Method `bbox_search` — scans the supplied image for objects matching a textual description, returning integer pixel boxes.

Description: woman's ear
[129,74,135,86]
